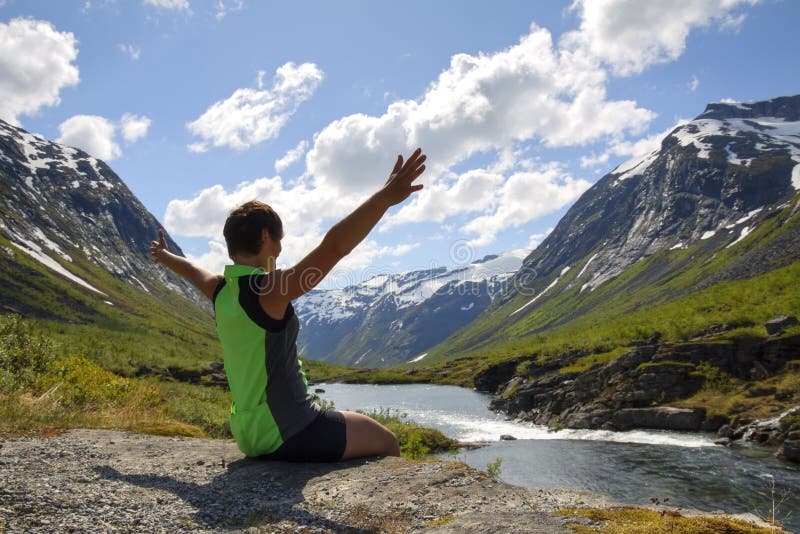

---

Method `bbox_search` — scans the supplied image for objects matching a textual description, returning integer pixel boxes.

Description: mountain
[294,251,525,367]
[426,94,800,365]
[0,118,218,373]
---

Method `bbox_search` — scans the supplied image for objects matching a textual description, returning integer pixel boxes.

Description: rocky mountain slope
[428,94,800,364]
[0,119,218,373]
[0,119,204,314]
[294,251,525,367]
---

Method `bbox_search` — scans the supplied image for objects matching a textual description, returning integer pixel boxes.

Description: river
[316,383,800,531]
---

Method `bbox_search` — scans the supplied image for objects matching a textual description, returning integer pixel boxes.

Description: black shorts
[260,410,347,462]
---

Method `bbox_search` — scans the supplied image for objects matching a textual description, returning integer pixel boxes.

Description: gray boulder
[777,440,800,462]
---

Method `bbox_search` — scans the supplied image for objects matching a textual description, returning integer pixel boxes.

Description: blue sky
[1,0,799,288]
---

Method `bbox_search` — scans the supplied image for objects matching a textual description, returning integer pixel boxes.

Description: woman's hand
[378,148,426,207]
[150,228,169,264]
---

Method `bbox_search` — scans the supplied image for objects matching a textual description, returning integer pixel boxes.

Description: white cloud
[120,113,151,143]
[144,0,189,10]
[528,227,554,250]
[215,0,244,20]
[57,115,121,161]
[256,69,266,89]
[306,23,654,198]
[383,169,505,229]
[187,142,207,153]
[118,44,141,61]
[187,240,230,275]
[0,18,80,125]
[564,0,760,76]
[164,175,357,269]
[56,113,152,160]
[462,164,592,247]
[178,2,763,271]
[275,140,308,172]
[580,152,610,168]
[581,119,691,172]
[186,62,323,152]
[688,75,700,92]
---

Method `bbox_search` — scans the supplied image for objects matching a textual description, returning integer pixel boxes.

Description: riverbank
[0,429,783,533]
[480,333,800,463]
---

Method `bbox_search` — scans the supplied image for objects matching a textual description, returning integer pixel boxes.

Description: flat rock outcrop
[0,429,613,533]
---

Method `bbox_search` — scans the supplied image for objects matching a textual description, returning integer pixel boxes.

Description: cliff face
[505,94,800,302]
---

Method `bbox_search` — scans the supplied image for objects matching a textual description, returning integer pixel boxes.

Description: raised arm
[267,148,426,308]
[150,228,222,301]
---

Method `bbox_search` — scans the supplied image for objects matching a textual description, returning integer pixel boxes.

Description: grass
[560,347,632,374]
[0,313,226,439]
[559,507,783,533]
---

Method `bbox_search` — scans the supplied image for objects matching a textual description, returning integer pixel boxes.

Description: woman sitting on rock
[151,148,427,462]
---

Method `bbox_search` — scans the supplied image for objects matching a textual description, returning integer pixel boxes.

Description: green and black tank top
[213,264,318,457]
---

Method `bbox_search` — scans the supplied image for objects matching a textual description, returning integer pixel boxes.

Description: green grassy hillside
[0,232,221,375]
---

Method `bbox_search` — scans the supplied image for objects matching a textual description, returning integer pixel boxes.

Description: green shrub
[486,457,502,478]
[0,314,56,391]
[400,432,430,460]
[515,360,534,377]
[361,407,457,458]
[694,361,736,392]
[38,355,161,409]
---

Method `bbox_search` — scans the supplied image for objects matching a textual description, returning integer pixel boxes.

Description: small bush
[515,360,534,377]
[400,432,430,460]
[39,355,160,409]
[0,314,56,391]
[486,457,502,478]
[694,361,736,392]
[361,407,457,458]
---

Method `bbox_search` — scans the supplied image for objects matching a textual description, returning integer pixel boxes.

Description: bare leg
[340,410,400,460]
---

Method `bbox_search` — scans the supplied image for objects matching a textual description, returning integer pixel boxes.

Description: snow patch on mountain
[726,226,754,249]
[613,114,800,184]
[510,274,562,317]
[408,353,427,363]
[8,235,105,295]
[576,253,598,279]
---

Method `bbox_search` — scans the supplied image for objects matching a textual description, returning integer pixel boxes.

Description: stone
[701,415,729,432]
[611,407,706,431]
[499,435,517,441]
[717,425,734,439]
[765,315,799,335]
[776,439,800,462]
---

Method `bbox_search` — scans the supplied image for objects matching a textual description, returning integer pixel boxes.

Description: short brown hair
[223,200,283,258]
